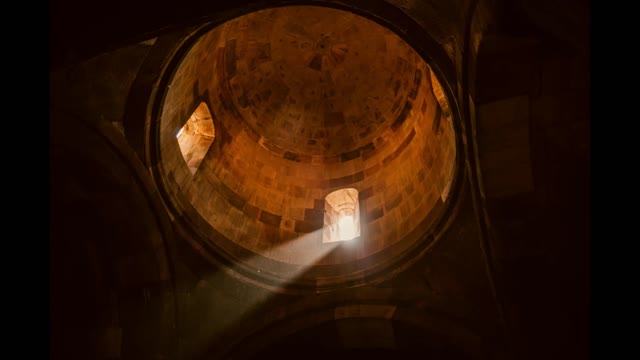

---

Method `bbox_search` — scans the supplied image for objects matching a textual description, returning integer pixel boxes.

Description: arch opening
[176,102,215,174]
[323,188,360,243]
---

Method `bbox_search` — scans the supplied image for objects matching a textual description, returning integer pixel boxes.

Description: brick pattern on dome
[158,6,456,266]
[216,7,422,158]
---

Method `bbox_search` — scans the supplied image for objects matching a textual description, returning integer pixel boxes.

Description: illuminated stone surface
[158,6,456,266]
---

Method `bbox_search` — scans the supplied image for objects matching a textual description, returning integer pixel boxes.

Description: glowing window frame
[323,188,360,243]
[176,102,215,175]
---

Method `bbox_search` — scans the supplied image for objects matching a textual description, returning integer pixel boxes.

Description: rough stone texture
[176,102,216,174]
[50,0,589,359]
[202,191,503,359]
[158,6,456,265]
[220,7,420,157]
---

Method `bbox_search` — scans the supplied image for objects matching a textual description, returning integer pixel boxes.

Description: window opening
[176,102,215,174]
[323,188,360,243]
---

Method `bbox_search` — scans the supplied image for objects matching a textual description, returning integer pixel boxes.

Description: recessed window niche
[323,188,360,243]
[176,102,215,174]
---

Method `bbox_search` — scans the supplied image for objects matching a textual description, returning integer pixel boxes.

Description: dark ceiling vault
[50,0,589,359]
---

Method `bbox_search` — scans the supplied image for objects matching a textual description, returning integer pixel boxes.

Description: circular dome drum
[150,5,461,292]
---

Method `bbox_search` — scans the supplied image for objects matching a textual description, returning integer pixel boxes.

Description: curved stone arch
[120,0,469,295]
[219,299,488,359]
[50,109,180,360]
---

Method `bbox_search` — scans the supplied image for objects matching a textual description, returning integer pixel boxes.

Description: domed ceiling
[157,6,457,286]
[223,7,423,158]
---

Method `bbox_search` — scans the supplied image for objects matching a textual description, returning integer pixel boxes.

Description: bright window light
[323,188,360,243]
[338,214,356,240]
[176,102,215,174]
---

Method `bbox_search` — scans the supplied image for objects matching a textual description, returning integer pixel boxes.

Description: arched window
[323,188,360,243]
[176,102,215,174]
